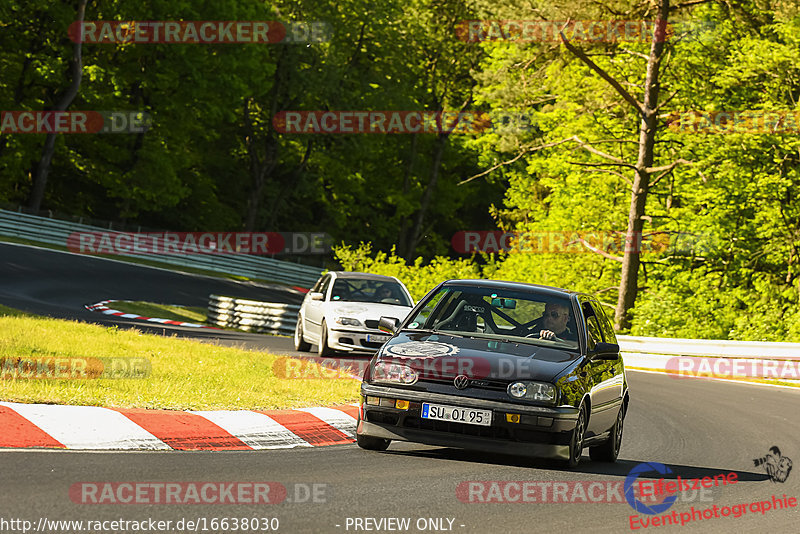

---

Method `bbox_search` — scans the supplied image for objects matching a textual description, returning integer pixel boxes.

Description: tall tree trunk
[406,133,446,260]
[396,133,418,258]
[28,0,88,211]
[614,0,669,330]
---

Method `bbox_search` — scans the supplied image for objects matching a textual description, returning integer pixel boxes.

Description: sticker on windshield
[385,341,459,358]
[408,322,420,329]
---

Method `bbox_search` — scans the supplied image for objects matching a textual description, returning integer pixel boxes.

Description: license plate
[366,334,390,343]
[421,403,492,426]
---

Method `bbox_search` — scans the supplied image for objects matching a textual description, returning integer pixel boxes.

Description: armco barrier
[208,295,300,335]
[0,209,322,287]
[618,335,800,382]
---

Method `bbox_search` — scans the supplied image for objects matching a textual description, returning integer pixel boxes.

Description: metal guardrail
[208,295,300,335]
[618,335,800,382]
[618,335,800,359]
[0,208,322,287]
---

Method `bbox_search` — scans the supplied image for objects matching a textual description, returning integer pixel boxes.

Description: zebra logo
[753,446,793,483]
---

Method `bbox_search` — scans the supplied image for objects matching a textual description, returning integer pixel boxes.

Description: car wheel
[356,411,390,451]
[294,316,311,352]
[589,405,624,462]
[356,433,391,451]
[317,319,333,357]
[565,404,587,468]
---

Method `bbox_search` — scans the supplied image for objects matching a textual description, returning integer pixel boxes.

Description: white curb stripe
[1,402,170,450]
[297,407,357,438]
[190,410,311,450]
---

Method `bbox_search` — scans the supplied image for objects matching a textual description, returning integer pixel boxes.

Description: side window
[318,275,332,298]
[311,276,325,293]
[581,300,602,350]
[592,300,618,344]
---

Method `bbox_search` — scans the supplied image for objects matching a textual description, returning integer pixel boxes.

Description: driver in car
[536,302,573,341]
[376,285,393,300]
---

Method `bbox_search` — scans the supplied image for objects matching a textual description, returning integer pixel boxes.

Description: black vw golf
[356,279,629,467]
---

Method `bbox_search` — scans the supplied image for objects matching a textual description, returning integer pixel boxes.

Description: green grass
[0,314,360,410]
[0,304,34,317]
[110,301,208,324]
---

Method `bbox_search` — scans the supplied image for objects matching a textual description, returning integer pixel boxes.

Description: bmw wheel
[317,319,333,357]
[294,316,311,352]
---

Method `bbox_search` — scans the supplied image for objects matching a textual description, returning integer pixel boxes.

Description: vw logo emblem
[454,375,470,389]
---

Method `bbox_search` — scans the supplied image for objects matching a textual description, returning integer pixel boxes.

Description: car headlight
[507,381,556,403]
[334,317,362,327]
[371,362,418,385]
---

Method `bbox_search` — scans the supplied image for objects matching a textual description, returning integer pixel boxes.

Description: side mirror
[378,316,400,335]
[309,292,324,301]
[592,342,620,360]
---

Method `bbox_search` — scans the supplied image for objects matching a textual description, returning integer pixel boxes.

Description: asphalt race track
[1,243,799,532]
[0,242,303,350]
[0,373,797,533]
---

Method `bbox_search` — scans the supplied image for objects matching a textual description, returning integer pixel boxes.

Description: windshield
[404,285,579,350]
[330,278,412,306]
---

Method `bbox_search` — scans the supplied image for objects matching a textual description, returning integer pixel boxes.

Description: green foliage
[334,242,481,301]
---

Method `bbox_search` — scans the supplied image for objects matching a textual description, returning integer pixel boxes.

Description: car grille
[360,340,384,349]
[365,320,380,329]
[368,411,400,425]
[416,377,508,392]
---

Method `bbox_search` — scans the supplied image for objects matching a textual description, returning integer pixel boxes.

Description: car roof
[441,279,580,298]
[329,271,399,281]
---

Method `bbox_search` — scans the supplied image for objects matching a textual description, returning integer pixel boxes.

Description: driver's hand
[539,329,557,340]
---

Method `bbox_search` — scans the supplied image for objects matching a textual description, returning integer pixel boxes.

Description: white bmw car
[294,271,414,356]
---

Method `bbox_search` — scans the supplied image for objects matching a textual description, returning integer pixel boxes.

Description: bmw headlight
[334,317,362,327]
[507,381,556,403]
[371,362,418,385]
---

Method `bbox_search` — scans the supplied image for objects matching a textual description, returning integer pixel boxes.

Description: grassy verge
[0,304,35,317]
[0,312,359,410]
[109,301,208,324]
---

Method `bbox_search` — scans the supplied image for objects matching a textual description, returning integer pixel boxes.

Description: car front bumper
[357,383,579,460]
[328,327,390,353]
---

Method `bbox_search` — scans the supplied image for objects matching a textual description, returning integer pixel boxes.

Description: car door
[592,297,625,404]
[579,297,618,436]
[304,274,331,343]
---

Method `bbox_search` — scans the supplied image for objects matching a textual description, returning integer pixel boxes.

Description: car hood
[376,331,581,383]
[323,302,412,323]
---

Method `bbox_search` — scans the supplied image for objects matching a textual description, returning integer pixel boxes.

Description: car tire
[294,317,311,352]
[356,433,391,451]
[589,405,624,462]
[317,320,333,357]
[565,404,587,468]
